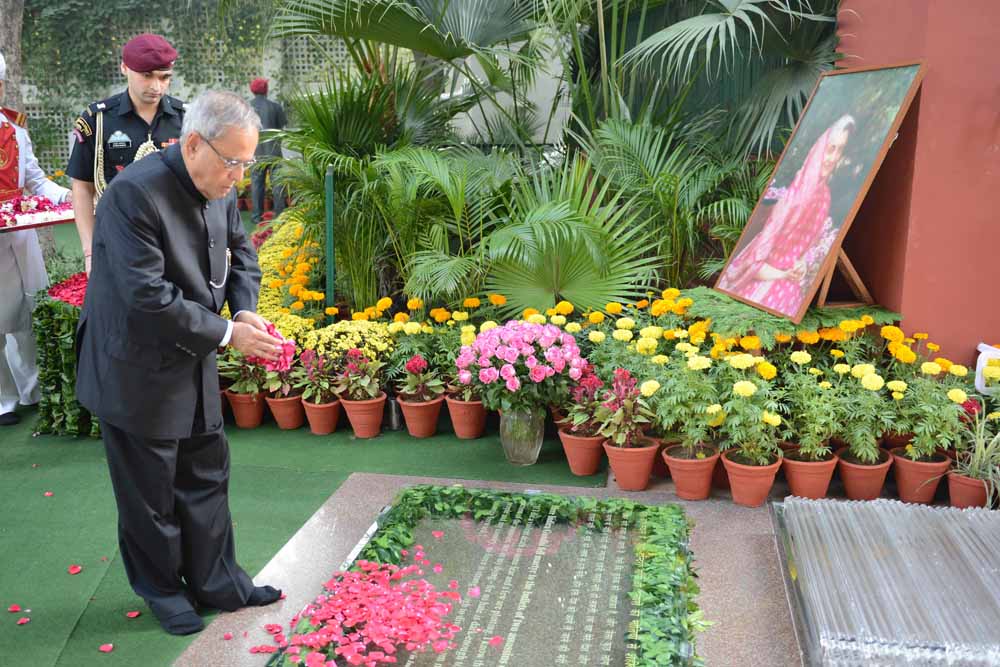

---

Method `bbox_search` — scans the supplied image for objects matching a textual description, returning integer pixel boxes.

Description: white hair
[181,90,261,142]
[0,52,6,81]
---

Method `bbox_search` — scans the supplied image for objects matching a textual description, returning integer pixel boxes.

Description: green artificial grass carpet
[1,403,604,666]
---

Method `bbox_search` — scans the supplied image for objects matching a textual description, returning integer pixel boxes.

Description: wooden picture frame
[714,61,926,323]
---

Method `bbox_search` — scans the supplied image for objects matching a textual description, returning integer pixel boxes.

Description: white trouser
[0,330,40,414]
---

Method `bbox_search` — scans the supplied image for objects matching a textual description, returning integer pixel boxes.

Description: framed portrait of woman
[715,62,926,323]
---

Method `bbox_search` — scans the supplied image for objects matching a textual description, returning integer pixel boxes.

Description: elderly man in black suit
[76,90,285,636]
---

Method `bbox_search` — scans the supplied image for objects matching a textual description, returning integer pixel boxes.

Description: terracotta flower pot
[445,396,486,440]
[882,432,914,449]
[721,450,783,508]
[302,399,340,435]
[947,471,989,509]
[782,449,839,499]
[604,439,659,491]
[890,447,951,504]
[663,444,720,501]
[836,447,892,501]
[224,390,265,429]
[558,429,605,476]
[265,395,305,430]
[340,392,387,439]
[398,396,445,438]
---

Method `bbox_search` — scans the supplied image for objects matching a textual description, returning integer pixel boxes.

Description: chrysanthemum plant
[293,349,339,404]
[397,354,445,403]
[593,369,654,448]
[333,349,386,401]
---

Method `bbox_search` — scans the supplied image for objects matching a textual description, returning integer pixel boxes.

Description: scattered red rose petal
[431,530,444,540]
[433,564,443,574]
[249,645,278,654]
[98,644,114,653]
[125,611,141,618]
[8,604,21,613]
[264,623,283,635]
[44,491,54,497]
[68,565,83,575]
[488,636,504,647]
[468,586,481,597]
[16,617,30,625]
[223,632,233,640]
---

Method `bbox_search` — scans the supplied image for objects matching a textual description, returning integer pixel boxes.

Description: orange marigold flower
[819,327,847,342]
[927,342,940,352]
[635,299,649,309]
[606,302,623,315]
[933,356,953,372]
[523,307,539,318]
[880,325,904,343]
[407,298,424,310]
[291,301,305,311]
[796,330,820,345]
[376,297,393,312]
[463,297,481,309]
[555,300,574,315]
[394,312,410,323]
[352,311,369,321]
[740,335,761,351]
[325,307,339,316]
[894,346,917,364]
[662,288,681,299]
[774,333,792,343]
[488,293,507,306]
[588,311,605,324]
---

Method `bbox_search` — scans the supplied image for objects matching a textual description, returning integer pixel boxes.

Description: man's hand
[230,311,282,361]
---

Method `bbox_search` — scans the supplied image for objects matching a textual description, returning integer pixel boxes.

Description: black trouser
[251,165,286,224]
[100,419,254,618]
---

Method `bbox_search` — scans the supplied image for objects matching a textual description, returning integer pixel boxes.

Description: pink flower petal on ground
[250,645,278,654]
[432,564,443,574]
[68,565,83,575]
[448,580,459,589]
[98,644,114,653]
[468,586,481,598]
[44,491,54,497]
[265,623,283,635]
[8,604,21,613]
[223,632,233,640]
[488,636,503,647]
[16,617,30,625]
[431,531,444,540]
[125,611,141,618]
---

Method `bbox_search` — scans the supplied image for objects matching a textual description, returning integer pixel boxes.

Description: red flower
[405,354,428,375]
[47,272,88,307]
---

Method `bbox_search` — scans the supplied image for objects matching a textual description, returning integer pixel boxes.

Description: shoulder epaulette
[0,107,27,127]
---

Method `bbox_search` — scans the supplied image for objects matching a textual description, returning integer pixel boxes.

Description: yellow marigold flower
[606,302,623,315]
[394,312,410,323]
[615,317,636,331]
[406,298,424,310]
[545,307,557,317]
[375,297,392,312]
[279,307,291,315]
[291,301,305,311]
[790,351,812,366]
[564,322,582,334]
[364,306,378,318]
[651,354,669,366]
[281,248,293,258]
[663,329,677,340]
[640,380,660,397]
[325,307,339,316]
[706,404,722,415]
[460,331,476,346]
[640,326,664,340]
[707,410,726,427]
[296,262,311,273]
[462,297,481,309]
[480,321,498,332]
[550,315,567,326]
[796,330,820,345]
[555,300,574,315]
[762,411,782,427]
[421,325,433,334]
[892,391,905,401]
[920,361,942,375]
[312,292,325,301]
[880,325,905,343]
[904,338,915,345]
[687,355,712,371]
[293,275,308,285]
[819,327,848,342]
[809,368,823,376]
[587,311,605,325]
[739,335,761,351]
[268,278,284,289]
[913,332,928,340]
[851,363,876,379]
[830,350,845,358]
[635,299,649,309]
[488,293,507,306]
[861,374,885,391]
[388,322,405,334]
[887,380,908,393]
[523,307,539,318]
[403,322,422,335]
[839,319,862,333]
[352,311,369,321]
[894,346,917,364]
[636,337,658,355]
[650,299,670,317]
[819,381,832,389]
[589,331,606,344]
[527,313,547,325]
[452,311,469,322]
[757,361,777,380]
[860,315,875,325]
[612,329,634,342]
[674,330,689,339]
[983,366,1000,380]
[775,333,793,343]
[987,411,1000,421]
[926,342,940,352]
[288,284,303,296]
[662,288,681,299]
[733,380,757,398]
[949,364,968,377]
[834,364,851,375]
[933,357,953,372]
[947,388,968,404]
[728,354,757,370]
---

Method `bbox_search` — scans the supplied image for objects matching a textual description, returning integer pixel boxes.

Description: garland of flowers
[264,485,702,667]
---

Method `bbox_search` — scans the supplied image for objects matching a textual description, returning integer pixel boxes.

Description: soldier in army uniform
[67,33,186,275]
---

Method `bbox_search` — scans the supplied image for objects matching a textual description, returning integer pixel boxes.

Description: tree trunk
[0,0,25,110]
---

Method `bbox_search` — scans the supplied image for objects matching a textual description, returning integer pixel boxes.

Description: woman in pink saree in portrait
[717,114,855,318]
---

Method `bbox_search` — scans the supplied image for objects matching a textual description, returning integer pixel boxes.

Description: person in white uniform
[0,52,71,425]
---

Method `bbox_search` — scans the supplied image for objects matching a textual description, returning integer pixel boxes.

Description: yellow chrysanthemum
[606,302,623,315]
[851,363,876,379]
[651,354,669,366]
[589,331,606,344]
[463,297,481,309]
[762,411,782,427]
[921,362,942,376]
[488,293,507,306]
[588,311,605,325]
[565,322,582,334]
[555,300,574,316]
[757,361,777,380]
[640,380,660,398]
[687,355,712,371]
[880,325,905,343]
[790,351,812,365]
[861,374,885,391]
[733,380,757,397]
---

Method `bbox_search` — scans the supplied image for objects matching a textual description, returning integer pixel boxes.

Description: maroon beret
[122,34,177,73]
[250,78,269,95]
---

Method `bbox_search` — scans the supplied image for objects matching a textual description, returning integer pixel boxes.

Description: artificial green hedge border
[270,484,703,667]
[32,295,99,438]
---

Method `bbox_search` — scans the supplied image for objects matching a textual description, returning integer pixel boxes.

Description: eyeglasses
[203,138,256,171]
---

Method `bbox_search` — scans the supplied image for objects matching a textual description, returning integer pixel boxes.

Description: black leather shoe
[0,412,20,426]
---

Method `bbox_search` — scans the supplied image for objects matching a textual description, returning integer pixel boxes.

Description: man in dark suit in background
[76,90,285,636]
[248,77,287,224]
